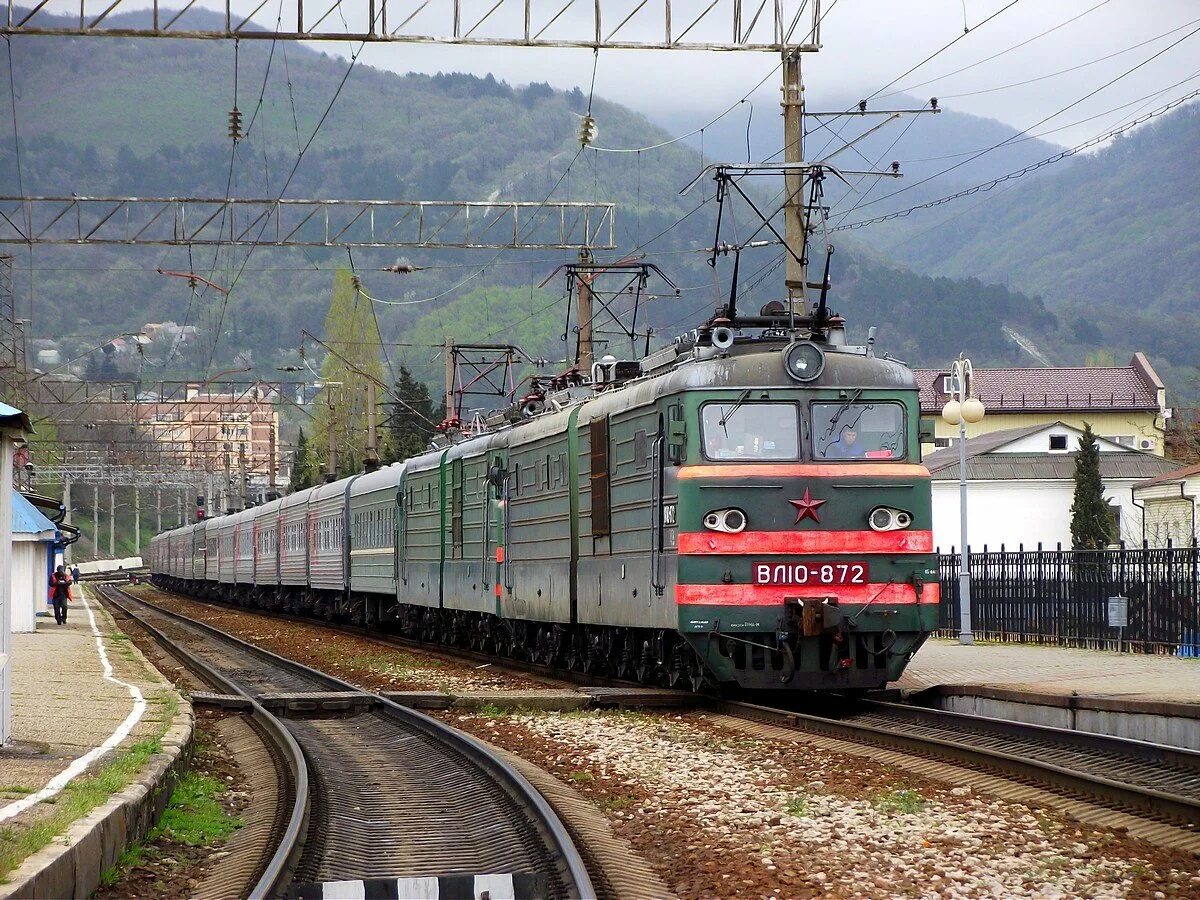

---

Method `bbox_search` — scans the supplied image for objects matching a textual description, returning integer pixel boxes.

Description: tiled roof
[916,355,1162,413]
[1134,462,1200,489]
[928,452,1179,482]
[923,423,1178,482]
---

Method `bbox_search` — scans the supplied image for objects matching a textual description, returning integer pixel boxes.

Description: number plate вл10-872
[753,561,869,585]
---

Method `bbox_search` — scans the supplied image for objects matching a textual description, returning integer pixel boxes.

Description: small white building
[9,491,58,632]
[1133,463,1200,548]
[925,422,1180,552]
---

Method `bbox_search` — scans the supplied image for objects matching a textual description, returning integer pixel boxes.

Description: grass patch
[0,738,162,881]
[567,770,594,784]
[318,648,422,680]
[876,788,925,815]
[785,794,809,818]
[99,772,241,888]
[473,703,510,718]
[596,795,636,812]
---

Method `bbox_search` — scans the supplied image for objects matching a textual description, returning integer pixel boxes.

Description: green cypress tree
[1070,423,1116,549]
[383,365,441,463]
[288,428,317,492]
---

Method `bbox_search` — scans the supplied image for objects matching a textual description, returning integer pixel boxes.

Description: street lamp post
[941,354,985,646]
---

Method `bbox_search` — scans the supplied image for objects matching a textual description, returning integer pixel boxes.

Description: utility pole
[239,442,248,509]
[155,485,161,534]
[93,485,99,559]
[325,388,338,483]
[176,490,183,527]
[133,484,141,557]
[364,380,380,472]
[108,485,115,558]
[782,49,807,305]
[224,445,233,513]
[443,337,455,421]
[576,248,594,374]
[62,476,72,564]
[268,424,277,497]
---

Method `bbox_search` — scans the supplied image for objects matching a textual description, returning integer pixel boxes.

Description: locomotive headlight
[783,341,825,383]
[704,508,748,534]
[869,506,913,532]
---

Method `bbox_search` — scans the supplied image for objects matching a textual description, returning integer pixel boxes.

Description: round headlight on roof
[783,341,825,382]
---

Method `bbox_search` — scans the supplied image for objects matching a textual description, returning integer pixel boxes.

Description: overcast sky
[303,0,1200,149]
[32,0,1200,148]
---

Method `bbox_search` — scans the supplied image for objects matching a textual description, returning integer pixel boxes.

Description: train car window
[811,402,906,461]
[591,417,611,537]
[701,402,799,461]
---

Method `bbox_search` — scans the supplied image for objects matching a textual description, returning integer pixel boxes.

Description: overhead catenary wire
[834,83,1200,232]
[875,0,1114,100]
[842,19,1200,220]
[934,14,1200,102]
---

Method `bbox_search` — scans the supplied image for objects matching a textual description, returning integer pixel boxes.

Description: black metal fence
[938,545,1200,655]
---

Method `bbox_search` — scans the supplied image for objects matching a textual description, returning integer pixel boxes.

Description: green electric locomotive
[150,313,938,692]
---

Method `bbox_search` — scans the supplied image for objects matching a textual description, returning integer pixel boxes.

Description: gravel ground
[124,586,549,693]
[445,709,1200,899]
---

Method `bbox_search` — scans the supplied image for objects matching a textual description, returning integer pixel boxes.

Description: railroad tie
[286,872,549,899]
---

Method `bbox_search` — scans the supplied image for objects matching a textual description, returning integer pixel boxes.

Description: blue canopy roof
[0,401,33,432]
[12,489,57,537]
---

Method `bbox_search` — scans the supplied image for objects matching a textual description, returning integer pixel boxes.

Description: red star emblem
[789,487,826,524]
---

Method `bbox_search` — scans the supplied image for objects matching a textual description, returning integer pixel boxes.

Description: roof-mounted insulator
[228,106,244,143]
[578,115,598,146]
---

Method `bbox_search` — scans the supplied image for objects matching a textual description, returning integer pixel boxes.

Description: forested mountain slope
[868,101,1200,389]
[1,8,1057,386]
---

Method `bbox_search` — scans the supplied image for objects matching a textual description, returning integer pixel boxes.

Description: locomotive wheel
[363,599,379,630]
[615,635,637,680]
[635,639,655,684]
[667,642,690,689]
[510,621,530,660]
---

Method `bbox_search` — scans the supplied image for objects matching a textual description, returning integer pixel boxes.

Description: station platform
[0,588,191,894]
[897,637,1200,748]
[899,637,1200,704]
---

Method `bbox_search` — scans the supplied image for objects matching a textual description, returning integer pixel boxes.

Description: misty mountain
[0,8,1056,391]
[863,99,1200,394]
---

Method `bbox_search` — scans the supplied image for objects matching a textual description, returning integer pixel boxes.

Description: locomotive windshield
[811,402,906,460]
[701,402,799,460]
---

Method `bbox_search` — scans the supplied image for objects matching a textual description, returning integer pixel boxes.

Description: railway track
[100,585,595,899]
[717,698,1200,846]
[128,584,1200,852]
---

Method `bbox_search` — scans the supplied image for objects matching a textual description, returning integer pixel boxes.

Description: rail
[99,585,308,899]
[717,698,1200,829]
[103,585,596,898]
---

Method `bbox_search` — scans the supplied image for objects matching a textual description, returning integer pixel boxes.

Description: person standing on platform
[50,565,72,625]
[71,564,80,584]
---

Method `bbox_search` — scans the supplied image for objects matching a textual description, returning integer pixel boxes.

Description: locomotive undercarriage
[155,576,712,690]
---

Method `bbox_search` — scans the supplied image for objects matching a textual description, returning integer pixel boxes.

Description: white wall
[932,479,1145,551]
[9,539,46,633]
[992,426,1129,455]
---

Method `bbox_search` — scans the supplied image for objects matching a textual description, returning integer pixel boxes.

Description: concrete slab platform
[898,637,1200,704]
[0,588,193,897]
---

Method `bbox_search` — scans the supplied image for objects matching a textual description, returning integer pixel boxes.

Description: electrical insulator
[578,115,598,146]
[228,106,244,143]
[350,274,362,291]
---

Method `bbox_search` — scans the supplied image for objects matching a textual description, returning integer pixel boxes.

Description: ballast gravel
[447,710,1199,899]
[125,587,547,692]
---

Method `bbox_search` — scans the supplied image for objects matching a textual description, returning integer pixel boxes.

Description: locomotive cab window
[701,402,799,461]
[811,401,906,460]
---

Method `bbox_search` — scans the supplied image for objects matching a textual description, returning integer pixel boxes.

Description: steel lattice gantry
[2,0,822,51]
[0,196,616,250]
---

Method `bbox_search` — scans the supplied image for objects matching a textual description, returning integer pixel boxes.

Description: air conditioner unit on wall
[1139,438,1155,450]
